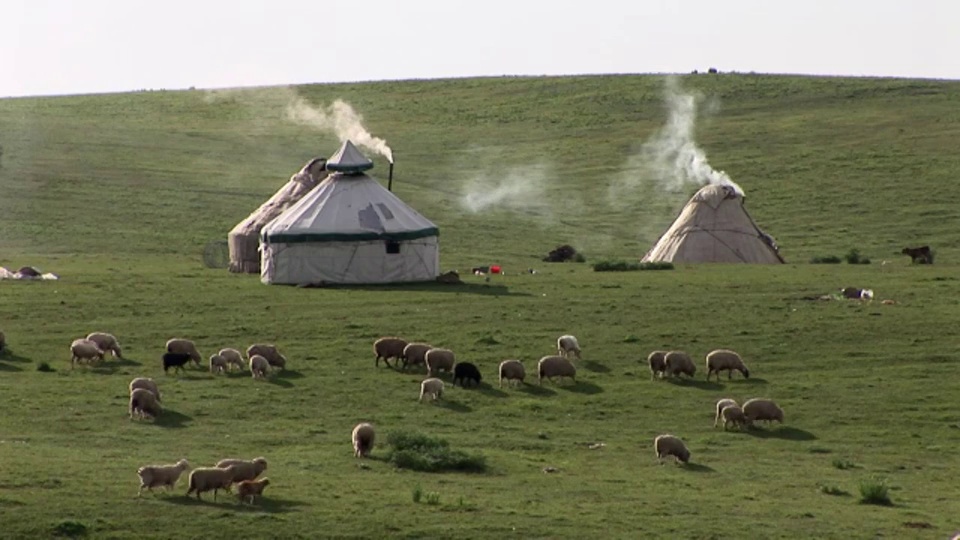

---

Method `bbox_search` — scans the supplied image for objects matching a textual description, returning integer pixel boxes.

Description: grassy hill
[0,74,958,539]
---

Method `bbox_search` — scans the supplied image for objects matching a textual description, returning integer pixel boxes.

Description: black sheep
[163,352,193,374]
[452,362,482,388]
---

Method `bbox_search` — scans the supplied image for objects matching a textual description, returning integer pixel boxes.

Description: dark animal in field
[901,246,933,264]
[163,352,193,374]
[452,362,482,387]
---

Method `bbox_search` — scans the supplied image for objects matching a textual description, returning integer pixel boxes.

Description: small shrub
[412,483,423,504]
[37,362,54,372]
[593,260,674,272]
[832,458,856,470]
[622,335,640,343]
[844,249,871,264]
[387,431,487,473]
[817,483,847,496]
[424,492,441,505]
[858,477,892,506]
[52,520,87,537]
[573,253,586,263]
[810,255,842,264]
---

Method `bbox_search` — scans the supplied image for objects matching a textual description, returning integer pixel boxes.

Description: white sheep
[419,377,444,402]
[537,355,577,385]
[402,342,433,370]
[557,334,582,360]
[209,354,228,374]
[246,343,286,370]
[720,405,749,431]
[664,351,696,378]
[215,457,268,483]
[165,338,202,366]
[85,332,123,358]
[70,338,104,368]
[373,336,408,368]
[713,398,738,428]
[742,398,784,426]
[498,359,526,387]
[654,434,691,464]
[352,422,376,458]
[129,377,162,402]
[185,465,241,501]
[249,354,270,378]
[136,458,190,496]
[236,477,271,504]
[705,349,750,381]
[425,348,456,377]
[129,387,162,420]
[218,348,246,371]
[647,350,667,380]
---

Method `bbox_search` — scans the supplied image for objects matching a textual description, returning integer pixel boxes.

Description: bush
[593,260,674,272]
[810,255,842,264]
[37,362,54,372]
[844,249,871,265]
[817,483,847,496]
[858,477,892,506]
[52,520,87,537]
[832,458,856,470]
[412,483,423,503]
[386,431,487,473]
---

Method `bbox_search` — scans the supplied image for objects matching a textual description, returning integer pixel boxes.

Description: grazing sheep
[246,343,286,371]
[705,349,750,381]
[557,334,582,360]
[452,362,482,387]
[162,352,193,374]
[129,377,161,402]
[498,359,526,387]
[654,434,691,464]
[218,348,246,371]
[166,338,202,366]
[86,332,123,358]
[713,398,738,428]
[70,338,104,368]
[720,405,748,431]
[374,337,408,368]
[664,351,696,378]
[136,459,190,496]
[352,422,376,458]
[129,387,162,420]
[215,457,268,483]
[186,465,241,501]
[537,355,577,385]
[425,348,456,377]
[401,342,433,370]
[742,398,785,426]
[236,477,271,504]
[647,350,667,380]
[418,377,444,402]
[249,354,270,378]
[209,354,228,374]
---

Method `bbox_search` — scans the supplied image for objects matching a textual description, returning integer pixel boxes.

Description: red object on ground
[490,265,501,274]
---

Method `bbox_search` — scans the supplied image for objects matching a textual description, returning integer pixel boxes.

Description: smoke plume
[459,159,556,222]
[286,98,393,163]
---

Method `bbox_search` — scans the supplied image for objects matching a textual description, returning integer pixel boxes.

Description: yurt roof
[325,140,374,173]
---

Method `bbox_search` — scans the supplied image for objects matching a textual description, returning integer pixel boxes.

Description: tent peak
[326,140,374,173]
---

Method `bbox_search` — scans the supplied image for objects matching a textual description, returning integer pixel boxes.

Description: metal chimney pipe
[387,158,395,192]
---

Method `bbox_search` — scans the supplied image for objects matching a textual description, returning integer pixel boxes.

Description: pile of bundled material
[0,266,59,280]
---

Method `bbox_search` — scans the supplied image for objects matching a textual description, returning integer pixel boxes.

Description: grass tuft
[858,477,893,506]
[387,431,487,473]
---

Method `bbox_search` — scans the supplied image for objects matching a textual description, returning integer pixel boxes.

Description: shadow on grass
[109,357,142,367]
[745,425,816,441]
[435,399,472,413]
[296,282,532,297]
[516,383,556,396]
[473,382,509,398]
[0,349,32,363]
[581,360,611,373]
[557,380,603,395]
[665,378,723,391]
[683,462,716,473]
[161,494,306,513]
[153,409,192,429]
[265,376,294,388]
[0,362,23,372]
[275,369,304,380]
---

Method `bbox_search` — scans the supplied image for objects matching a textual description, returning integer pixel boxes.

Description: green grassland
[1,74,959,539]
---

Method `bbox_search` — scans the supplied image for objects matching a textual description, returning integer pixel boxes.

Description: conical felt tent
[641,184,784,264]
[227,157,329,273]
[260,141,439,285]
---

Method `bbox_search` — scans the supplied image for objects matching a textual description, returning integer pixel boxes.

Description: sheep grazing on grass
[557,334,582,360]
[136,459,190,496]
[402,342,433,371]
[419,377,444,402]
[705,349,750,381]
[647,350,667,380]
[664,351,696,379]
[720,405,749,431]
[654,434,690,464]
[215,457,268,483]
[742,398,784,426]
[186,465,241,501]
[209,354,228,374]
[165,338,202,366]
[453,362,482,388]
[86,332,123,358]
[498,359,526,387]
[713,398,738,427]
[218,348,245,371]
[163,352,193,374]
[246,343,286,371]
[537,355,577,385]
[352,422,376,458]
[425,348,456,377]
[129,387,162,420]
[236,477,270,504]
[129,377,161,402]
[249,354,270,378]
[70,338,104,368]
[374,337,408,368]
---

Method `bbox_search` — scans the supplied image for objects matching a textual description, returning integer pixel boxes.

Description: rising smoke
[286,98,393,163]
[459,160,555,218]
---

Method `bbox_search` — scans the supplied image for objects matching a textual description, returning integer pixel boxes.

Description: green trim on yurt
[264,227,439,244]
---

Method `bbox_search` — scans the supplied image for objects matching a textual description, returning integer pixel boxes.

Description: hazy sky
[2,0,957,98]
